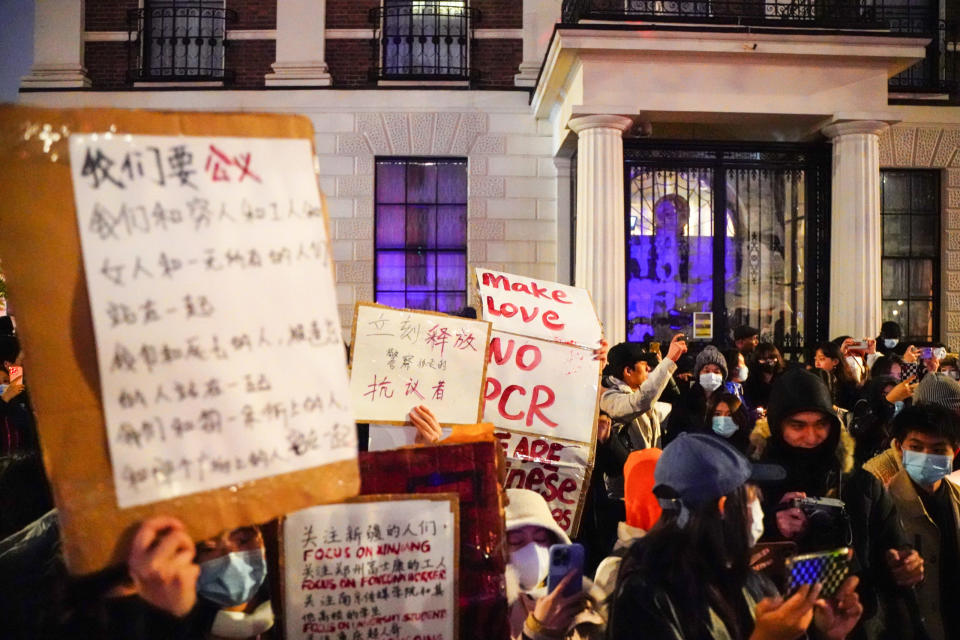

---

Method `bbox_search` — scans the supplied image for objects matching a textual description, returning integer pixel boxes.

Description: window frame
[374,0,476,81]
[135,0,230,82]
[373,156,469,313]
[880,169,941,343]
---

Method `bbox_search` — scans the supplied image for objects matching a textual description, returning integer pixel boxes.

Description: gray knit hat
[694,345,728,379]
[914,373,960,412]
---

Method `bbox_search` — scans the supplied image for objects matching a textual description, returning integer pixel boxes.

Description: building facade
[18,0,960,353]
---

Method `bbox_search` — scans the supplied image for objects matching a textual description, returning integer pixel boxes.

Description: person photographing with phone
[504,489,606,640]
[608,433,863,639]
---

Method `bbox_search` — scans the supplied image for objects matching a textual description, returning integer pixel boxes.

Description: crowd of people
[2,315,960,640]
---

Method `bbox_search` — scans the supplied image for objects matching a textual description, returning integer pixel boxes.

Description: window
[379,1,472,78]
[375,158,468,312]
[621,145,830,356]
[141,0,228,80]
[881,170,940,342]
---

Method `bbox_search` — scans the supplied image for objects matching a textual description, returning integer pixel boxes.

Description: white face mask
[933,348,947,361]
[737,365,749,382]
[883,338,899,349]
[748,499,764,548]
[509,542,550,591]
[700,372,723,393]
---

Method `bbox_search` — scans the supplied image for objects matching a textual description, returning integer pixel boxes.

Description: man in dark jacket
[757,368,925,639]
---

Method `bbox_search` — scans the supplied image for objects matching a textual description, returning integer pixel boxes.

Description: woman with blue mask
[886,404,960,640]
[194,525,274,639]
[705,392,753,455]
[664,345,729,446]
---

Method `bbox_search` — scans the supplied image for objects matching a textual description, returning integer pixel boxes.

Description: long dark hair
[816,341,856,387]
[611,484,754,638]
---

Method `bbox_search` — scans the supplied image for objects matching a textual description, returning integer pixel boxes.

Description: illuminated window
[375,158,468,312]
[142,0,227,79]
[881,170,940,342]
[380,0,471,77]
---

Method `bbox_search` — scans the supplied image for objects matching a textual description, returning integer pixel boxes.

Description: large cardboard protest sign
[70,133,356,508]
[282,494,459,640]
[0,106,359,574]
[475,268,603,349]
[478,271,602,536]
[349,302,490,425]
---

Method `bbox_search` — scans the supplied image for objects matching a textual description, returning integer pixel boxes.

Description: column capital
[821,120,889,139]
[568,115,633,135]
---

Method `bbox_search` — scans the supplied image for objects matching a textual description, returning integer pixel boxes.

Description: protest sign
[350,302,490,425]
[69,133,356,509]
[482,330,599,536]
[283,494,459,640]
[0,106,360,574]
[494,431,592,533]
[483,331,599,444]
[475,268,602,349]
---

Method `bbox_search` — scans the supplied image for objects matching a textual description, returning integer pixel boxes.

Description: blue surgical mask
[902,450,954,487]
[700,372,723,393]
[197,548,267,608]
[884,339,899,349]
[712,416,738,438]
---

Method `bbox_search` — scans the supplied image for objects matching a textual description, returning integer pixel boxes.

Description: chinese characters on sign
[283,496,459,640]
[69,134,355,508]
[349,304,490,424]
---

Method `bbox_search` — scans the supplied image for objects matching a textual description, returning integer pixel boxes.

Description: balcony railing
[127,2,236,82]
[561,0,887,29]
[369,1,480,81]
[886,17,959,99]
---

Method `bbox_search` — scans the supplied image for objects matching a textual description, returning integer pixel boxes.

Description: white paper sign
[495,430,592,534]
[284,497,458,640]
[483,331,599,444]
[476,268,603,349]
[350,303,490,424]
[69,134,355,508]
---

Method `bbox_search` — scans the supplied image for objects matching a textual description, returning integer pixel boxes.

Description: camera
[792,497,852,547]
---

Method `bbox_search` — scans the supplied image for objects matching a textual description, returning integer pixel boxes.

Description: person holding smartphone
[608,433,863,639]
[505,489,606,640]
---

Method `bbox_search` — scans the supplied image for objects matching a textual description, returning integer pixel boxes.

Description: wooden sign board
[0,105,359,575]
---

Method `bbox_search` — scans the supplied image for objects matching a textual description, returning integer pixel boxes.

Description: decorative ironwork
[562,0,884,29]
[369,1,480,81]
[886,18,959,100]
[127,1,235,82]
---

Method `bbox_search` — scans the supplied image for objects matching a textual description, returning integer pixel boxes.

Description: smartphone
[7,365,22,385]
[547,543,584,597]
[785,547,852,598]
[922,347,934,360]
[848,340,869,351]
[649,341,661,356]
[751,541,797,586]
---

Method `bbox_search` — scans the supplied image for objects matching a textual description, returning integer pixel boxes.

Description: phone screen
[785,548,851,598]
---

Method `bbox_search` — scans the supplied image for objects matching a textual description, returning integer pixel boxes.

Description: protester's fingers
[885,548,901,565]
[754,596,782,616]
[780,491,806,503]
[834,576,859,601]
[131,516,186,555]
[151,526,194,563]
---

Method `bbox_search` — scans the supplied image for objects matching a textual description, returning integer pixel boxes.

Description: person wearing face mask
[937,354,959,381]
[723,348,752,410]
[663,345,728,445]
[608,432,865,640]
[705,392,753,455]
[755,369,925,638]
[744,342,785,412]
[813,341,859,411]
[902,344,949,382]
[193,525,273,639]
[504,489,606,640]
[885,404,960,640]
[875,321,903,357]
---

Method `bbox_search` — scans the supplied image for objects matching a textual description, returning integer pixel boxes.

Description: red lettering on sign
[499,384,526,420]
[552,290,572,304]
[528,385,558,428]
[486,378,558,428]
[542,310,563,330]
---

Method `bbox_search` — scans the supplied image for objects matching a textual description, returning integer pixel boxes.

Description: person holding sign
[505,489,606,640]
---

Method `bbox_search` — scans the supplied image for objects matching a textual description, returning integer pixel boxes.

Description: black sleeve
[607,576,685,640]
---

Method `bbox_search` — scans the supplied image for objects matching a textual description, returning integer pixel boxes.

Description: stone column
[265,0,332,86]
[821,120,889,340]
[515,0,559,87]
[569,115,633,343]
[21,0,91,89]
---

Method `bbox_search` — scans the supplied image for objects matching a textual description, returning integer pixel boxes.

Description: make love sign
[475,269,602,350]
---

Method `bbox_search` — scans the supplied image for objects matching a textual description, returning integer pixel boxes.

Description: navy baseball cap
[654,433,785,506]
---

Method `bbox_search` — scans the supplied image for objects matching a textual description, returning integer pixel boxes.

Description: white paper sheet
[350,304,490,424]
[284,498,458,640]
[69,134,355,508]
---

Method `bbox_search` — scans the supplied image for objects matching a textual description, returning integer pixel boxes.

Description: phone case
[547,543,584,597]
[785,547,850,598]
